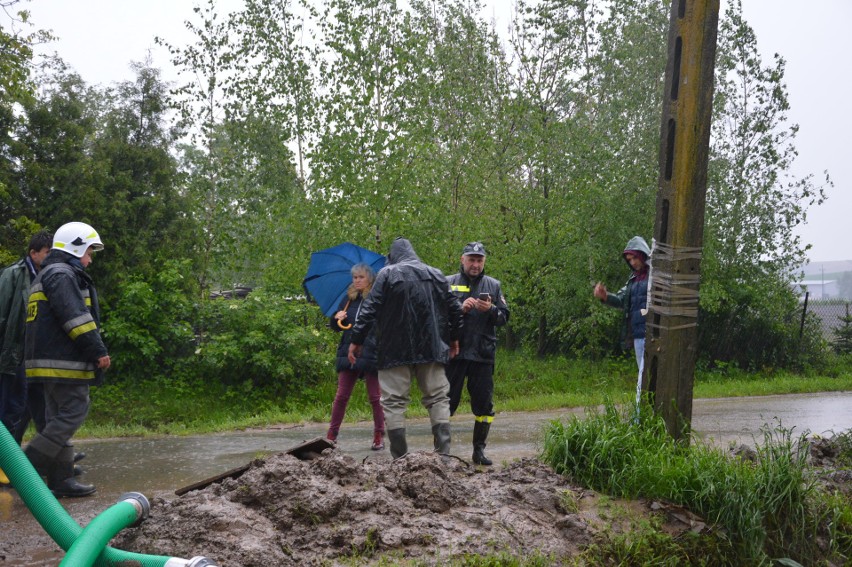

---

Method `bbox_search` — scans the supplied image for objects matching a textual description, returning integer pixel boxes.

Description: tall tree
[699,0,830,365]
[160,0,245,294]
[11,64,102,228]
[229,0,320,183]
[0,1,52,262]
[311,0,433,253]
[163,0,306,293]
[505,0,600,355]
[405,0,518,265]
[225,0,322,291]
[90,58,192,294]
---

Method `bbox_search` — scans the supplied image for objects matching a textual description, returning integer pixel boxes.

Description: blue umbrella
[302,242,386,317]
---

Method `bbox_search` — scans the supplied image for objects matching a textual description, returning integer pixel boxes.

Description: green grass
[62,349,852,438]
[540,401,852,565]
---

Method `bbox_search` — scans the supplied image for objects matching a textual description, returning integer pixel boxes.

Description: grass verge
[540,401,852,565]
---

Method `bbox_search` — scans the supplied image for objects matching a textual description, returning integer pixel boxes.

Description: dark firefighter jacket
[447,269,509,363]
[350,237,463,369]
[24,250,108,385]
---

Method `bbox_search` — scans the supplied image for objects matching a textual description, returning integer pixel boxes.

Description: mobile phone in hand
[478,293,491,301]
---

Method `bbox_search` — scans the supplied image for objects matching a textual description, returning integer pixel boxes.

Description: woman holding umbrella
[326,263,385,450]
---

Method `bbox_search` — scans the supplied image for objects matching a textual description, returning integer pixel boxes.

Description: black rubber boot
[48,447,95,498]
[432,423,451,456]
[24,435,62,477]
[388,428,408,460]
[24,445,52,476]
[73,449,86,476]
[472,420,493,466]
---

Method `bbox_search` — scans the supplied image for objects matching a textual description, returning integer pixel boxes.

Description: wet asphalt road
[1,391,850,565]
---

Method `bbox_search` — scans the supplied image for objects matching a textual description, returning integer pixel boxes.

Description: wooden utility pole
[644,0,720,441]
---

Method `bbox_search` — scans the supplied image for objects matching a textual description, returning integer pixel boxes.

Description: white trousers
[634,338,645,408]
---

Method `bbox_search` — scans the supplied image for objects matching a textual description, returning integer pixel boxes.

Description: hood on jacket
[42,249,82,269]
[622,236,651,268]
[388,237,420,264]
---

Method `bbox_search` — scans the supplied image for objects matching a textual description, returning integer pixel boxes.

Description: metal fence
[800,293,852,342]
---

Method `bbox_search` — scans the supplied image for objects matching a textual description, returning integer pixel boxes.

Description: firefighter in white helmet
[23,222,110,497]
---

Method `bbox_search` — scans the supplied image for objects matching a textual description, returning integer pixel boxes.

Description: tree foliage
[698,0,830,367]
[0,1,53,263]
[7,0,835,397]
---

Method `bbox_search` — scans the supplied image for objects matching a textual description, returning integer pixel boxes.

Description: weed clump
[540,400,852,565]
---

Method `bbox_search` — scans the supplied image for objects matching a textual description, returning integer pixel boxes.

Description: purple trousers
[328,369,384,438]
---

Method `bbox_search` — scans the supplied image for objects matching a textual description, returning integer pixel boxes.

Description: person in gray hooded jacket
[594,235,651,408]
[348,237,463,459]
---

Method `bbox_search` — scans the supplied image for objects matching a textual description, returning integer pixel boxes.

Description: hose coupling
[117,492,150,527]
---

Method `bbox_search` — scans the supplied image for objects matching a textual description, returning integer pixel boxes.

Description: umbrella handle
[337,299,353,329]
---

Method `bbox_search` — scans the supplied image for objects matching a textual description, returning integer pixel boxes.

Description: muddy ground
[2,429,849,565]
[112,449,658,566]
[111,436,850,567]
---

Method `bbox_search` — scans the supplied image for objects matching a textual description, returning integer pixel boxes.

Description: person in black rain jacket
[24,222,110,498]
[348,237,463,459]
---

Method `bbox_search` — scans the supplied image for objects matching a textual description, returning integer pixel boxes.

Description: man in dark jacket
[24,222,110,497]
[446,242,509,466]
[0,230,52,485]
[593,235,651,408]
[348,237,463,459]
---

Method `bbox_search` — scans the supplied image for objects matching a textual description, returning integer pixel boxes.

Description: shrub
[103,263,334,402]
[191,289,333,398]
[102,260,198,383]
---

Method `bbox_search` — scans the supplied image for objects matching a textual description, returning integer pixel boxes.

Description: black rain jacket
[350,238,463,369]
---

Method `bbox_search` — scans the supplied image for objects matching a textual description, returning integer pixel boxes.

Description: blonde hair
[347,263,376,300]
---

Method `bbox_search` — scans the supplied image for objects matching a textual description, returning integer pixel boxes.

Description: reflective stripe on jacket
[447,270,509,363]
[24,252,107,385]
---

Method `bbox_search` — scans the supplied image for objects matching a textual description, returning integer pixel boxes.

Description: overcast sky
[20,0,851,263]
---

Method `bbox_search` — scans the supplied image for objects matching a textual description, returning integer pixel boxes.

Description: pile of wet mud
[731,433,852,499]
[809,434,852,499]
[113,449,597,566]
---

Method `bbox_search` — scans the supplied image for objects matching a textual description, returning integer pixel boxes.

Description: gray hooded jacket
[604,236,650,343]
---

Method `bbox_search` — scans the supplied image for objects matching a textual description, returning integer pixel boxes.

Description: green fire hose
[0,424,216,566]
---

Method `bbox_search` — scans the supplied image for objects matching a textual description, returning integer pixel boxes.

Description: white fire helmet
[52,222,104,258]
